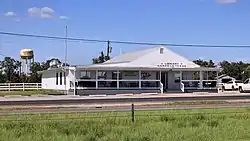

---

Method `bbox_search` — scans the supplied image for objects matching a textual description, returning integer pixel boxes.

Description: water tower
[20,49,34,75]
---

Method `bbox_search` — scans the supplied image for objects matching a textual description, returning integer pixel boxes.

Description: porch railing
[181,80,218,90]
[180,82,185,93]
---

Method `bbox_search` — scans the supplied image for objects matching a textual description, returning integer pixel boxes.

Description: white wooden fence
[0,83,42,91]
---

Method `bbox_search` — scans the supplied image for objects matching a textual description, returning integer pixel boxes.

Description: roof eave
[37,67,65,74]
[76,66,222,71]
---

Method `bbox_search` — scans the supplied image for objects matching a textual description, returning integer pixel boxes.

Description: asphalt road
[1,103,250,115]
[1,94,250,106]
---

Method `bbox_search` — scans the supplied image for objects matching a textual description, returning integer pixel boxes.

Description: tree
[30,62,42,73]
[193,59,215,68]
[40,58,62,70]
[219,61,250,80]
[29,62,43,83]
[92,51,105,64]
[242,65,250,81]
[92,42,112,64]
[0,57,21,82]
[193,59,216,79]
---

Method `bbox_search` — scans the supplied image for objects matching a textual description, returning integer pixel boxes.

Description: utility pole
[107,40,110,57]
[64,26,68,95]
[106,40,112,61]
[64,26,68,65]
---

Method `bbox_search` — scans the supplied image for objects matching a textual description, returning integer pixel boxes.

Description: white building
[39,46,221,95]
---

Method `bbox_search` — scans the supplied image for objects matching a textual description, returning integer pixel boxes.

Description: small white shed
[216,74,235,83]
[40,67,76,91]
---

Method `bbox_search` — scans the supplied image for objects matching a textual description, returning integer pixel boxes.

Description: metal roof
[80,46,201,69]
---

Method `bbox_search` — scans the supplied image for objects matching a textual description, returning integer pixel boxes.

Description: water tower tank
[20,49,34,75]
[20,49,34,59]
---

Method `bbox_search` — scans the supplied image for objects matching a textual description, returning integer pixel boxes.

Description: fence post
[23,83,25,91]
[131,103,135,123]
[36,83,39,90]
[8,83,10,91]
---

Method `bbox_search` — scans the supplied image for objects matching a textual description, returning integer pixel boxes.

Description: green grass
[1,108,250,141]
[0,89,63,96]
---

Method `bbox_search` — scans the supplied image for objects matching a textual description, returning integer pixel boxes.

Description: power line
[1,31,250,48]
[0,31,105,43]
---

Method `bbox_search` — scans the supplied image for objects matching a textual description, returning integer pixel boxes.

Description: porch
[70,68,219,95]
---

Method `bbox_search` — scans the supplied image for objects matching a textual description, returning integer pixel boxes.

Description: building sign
[157,62,187,68]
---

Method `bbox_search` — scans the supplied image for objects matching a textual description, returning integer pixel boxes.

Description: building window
[60,72,63,85]
[70,81,74,87]
[141,71,160,80]
[64,72,66,85]
[98,71,106,79]
[182,72,194,80]
[80,71,96,79]
[56,73,58,85]
[174,73,180,83]
[119,71,139,80]
[193,72,200,80]
[98,70,117,80]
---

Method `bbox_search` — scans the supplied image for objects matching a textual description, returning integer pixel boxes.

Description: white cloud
[216,0,238,4]
[28,7,69,20]
[59,16,68,20]
[28,7,55,18]
[28,7,40,16]
[4,11,16,17]
[41,7,54,18]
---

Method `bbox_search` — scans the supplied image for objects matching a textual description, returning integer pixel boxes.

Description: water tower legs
[25,57,29,76]
[20,58,23,75]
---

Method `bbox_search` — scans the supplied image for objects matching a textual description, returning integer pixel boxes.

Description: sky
[0,0,249,65]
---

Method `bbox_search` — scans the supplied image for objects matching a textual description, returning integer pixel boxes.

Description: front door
[161,72,168,91]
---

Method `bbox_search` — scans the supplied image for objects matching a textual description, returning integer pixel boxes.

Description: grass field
[1,108,250,141]
[0,89,63,96]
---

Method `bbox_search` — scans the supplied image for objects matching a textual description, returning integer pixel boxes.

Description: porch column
[117,70,119,89]
[199,71,203,88]
[159,71,163,93]
[95,70,98,89]
[73,68,77,95]
[139,70,141,89]
[206,71,208,80]
[180,71,182,81]
[159,70,161,80]
[73,68,76,96]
